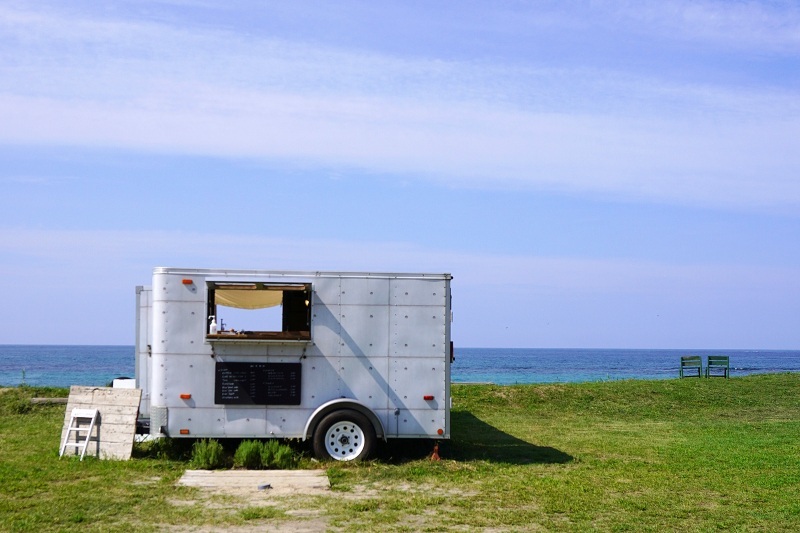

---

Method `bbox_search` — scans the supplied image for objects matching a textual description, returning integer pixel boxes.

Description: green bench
[680,355,702,378]
[705,355,730,378]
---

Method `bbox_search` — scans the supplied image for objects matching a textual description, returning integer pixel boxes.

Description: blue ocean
[1,345,799,388]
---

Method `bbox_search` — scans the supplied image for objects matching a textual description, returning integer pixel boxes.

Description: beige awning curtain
[214,289,283,309]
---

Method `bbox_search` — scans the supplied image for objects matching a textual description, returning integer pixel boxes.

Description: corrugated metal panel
[308,302,342,357]
[340,277,390,305]
[162,354,216,407]
[312,277,341,306]
[391,278,447,306]
[395,409,448,438]
[340,305,390,357]
[391,306,447,358]
[337,357,390,410]
[389,357,446,410]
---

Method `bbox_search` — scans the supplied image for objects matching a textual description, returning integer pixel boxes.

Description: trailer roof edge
[153,267,452,280]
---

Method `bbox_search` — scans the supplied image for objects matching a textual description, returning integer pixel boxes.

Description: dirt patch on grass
[171,470,333,531]
[170,469,478,531]
[166,521,328,533]
[177,470,330,499]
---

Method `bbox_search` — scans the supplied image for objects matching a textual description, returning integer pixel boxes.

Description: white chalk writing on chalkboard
[215,362,301,405]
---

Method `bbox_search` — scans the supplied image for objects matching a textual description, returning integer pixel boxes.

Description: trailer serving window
[206,282,311,341]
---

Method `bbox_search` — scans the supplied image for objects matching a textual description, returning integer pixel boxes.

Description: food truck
[135,267,453,461]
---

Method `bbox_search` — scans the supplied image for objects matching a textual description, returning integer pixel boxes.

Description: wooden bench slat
[680,356,702,378]
[705,355,730,378]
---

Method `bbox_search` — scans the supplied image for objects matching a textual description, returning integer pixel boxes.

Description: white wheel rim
[324,420,365,461]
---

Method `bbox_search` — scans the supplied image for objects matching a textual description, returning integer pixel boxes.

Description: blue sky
[1,0,799,348]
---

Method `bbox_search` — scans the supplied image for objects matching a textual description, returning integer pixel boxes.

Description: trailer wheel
[313,410,376,461]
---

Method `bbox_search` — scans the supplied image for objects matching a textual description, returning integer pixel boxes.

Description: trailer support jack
[430,441,441,461]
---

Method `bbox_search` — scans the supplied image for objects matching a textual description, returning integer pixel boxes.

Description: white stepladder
[59,408,99,461]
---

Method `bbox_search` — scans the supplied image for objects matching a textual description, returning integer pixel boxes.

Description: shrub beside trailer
[135,267,453,461]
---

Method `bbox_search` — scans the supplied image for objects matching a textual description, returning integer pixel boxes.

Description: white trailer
[135,267,453,461]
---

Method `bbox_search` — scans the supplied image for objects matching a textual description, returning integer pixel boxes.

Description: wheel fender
[304,399,385,441]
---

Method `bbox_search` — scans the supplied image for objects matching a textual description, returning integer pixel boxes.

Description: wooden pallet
[59,386,142,460]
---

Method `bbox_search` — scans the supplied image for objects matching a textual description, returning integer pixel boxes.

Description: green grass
[2,374,799,531]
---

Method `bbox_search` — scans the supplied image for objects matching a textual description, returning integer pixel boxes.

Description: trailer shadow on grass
[378,411,572,465]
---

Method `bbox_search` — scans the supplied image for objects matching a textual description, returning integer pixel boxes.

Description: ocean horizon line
[3,345,799,388]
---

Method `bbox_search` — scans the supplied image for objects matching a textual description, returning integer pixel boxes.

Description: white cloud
[2,89,797,210]
[1,2,799,211]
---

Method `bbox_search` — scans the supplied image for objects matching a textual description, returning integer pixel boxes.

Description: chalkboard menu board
[215,362,301,405]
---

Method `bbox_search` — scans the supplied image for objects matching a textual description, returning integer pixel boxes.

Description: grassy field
[1,374,799,531]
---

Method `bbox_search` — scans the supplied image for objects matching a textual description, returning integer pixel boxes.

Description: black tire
[312,409,376,461]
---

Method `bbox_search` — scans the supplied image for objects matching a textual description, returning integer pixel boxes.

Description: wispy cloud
[1,2,799,211]
[3,89,796,210]
[610,0,800,53]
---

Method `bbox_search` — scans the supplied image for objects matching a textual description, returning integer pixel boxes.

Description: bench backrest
[681,356,702,366]
[707,355,729,366]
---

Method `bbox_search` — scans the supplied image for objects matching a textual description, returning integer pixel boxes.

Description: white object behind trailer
[136,267,453,461]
